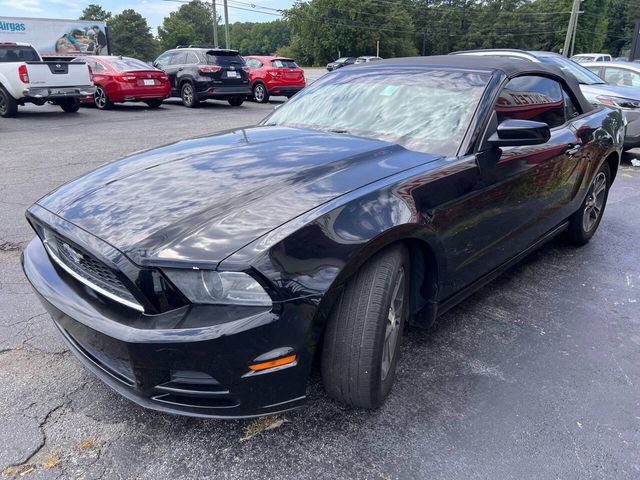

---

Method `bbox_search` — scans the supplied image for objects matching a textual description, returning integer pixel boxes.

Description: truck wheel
[321,244,410,409]
[228,96,244,107]
[94,86,112,110]
[0,86,18,118]
[59,98,80,113]
[181,83,199,108]
[252,83,269,103]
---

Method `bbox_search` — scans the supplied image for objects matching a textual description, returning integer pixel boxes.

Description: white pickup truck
[0,42,94,117]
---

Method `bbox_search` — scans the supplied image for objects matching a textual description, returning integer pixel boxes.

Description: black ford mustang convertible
[23,56,624,418]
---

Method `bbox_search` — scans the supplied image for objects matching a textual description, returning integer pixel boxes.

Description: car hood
[37,126,440,267]
[580,83,640,102]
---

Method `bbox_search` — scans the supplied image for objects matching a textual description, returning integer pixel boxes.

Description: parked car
[571,53,612,63]
[355,56,383,64]
[453,49,640,149]
[71,55,170,109]
[23,55,624,418]
[244,55,305,103]
[583,61,640,88]
[0,41,94,117]
[326,56,356,71]
[153,47,250,107]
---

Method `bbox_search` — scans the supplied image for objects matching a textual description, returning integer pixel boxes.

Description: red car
[244,56,305,103]
[72,56,170,109]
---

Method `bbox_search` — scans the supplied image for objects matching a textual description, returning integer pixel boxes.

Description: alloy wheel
[0,93,6,115]
[254,84,265,102]
[583,171,607,232]
[182,84,193,106]
[94,87,106,109]
[381,267,405,381]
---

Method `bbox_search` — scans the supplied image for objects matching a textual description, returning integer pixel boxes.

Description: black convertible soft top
[362,54,594,114]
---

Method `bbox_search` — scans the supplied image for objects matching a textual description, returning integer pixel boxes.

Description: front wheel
[59,98,80,113]
[566,161,611,245]
[252,83,269,103]
[145,99,163,108]
[321,244,410,409]
[228,96,244,107]
[0,86,18,117]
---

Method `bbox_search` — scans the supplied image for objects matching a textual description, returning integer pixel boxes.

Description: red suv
[244,56,305,103]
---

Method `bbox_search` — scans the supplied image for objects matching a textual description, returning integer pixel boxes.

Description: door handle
[178,67,183,71]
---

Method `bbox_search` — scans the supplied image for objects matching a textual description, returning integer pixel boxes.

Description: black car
[153,46,250,107]
[326,56,356,71]
[23,55,624,419]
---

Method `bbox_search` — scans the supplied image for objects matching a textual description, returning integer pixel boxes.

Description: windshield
[0,45,39,62]
[538,55,605,85]
[263,70,489,156]
[272,59,298,68]
[105,57,151,71]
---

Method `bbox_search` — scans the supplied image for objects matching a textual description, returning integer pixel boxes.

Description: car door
[167,51,188,91]
[603,66,640,87]
[154,52,175,92]
[432,75,589,298]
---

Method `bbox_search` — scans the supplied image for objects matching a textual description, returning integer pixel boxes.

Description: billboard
[0,16,109,57]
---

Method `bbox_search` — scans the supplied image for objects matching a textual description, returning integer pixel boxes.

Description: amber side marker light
[249,354,297,372]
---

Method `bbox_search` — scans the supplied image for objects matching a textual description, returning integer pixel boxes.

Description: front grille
[44,232,143,312]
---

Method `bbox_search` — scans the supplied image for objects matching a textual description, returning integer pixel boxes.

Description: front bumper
[23,85,95,100]
[22,237,316,418]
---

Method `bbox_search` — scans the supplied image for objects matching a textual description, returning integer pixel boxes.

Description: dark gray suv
[153,47,251,107]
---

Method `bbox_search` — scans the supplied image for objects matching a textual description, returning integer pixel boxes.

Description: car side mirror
[488,119,551,147]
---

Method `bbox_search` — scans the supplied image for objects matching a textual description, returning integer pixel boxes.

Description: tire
[0,85,18,117]
[59,98,80,113]
[566,161,611,246]
[321,244,410,409]
[228,96,244,107]
[253,83,269,103]
[94,86,112,110]
[145,99,163,108]
[180,82,199,108]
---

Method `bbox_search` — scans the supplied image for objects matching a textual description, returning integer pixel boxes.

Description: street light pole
[212,0,218,47]
[223,0,230,49]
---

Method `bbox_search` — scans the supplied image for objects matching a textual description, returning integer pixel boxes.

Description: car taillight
[198,65,222,73]
[87,65,93,82]
[18,64,29,84]
[119,75,136,81]
[268,71,279,77]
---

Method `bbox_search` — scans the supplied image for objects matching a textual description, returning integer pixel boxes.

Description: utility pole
[376,40,379,57]
[422,31,426,56]
[563,0,580,57]
[212,0,218,47]
[223,0,230,49]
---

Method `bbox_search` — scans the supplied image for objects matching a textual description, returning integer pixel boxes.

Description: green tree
[284,0,417,65]
[229,20,291,55]
[109,9,159,61]
[79,4,112,21]
[603,0,640,56]
[158,0,217,50]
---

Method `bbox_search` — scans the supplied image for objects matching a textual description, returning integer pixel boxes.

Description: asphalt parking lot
[1,95,639,479]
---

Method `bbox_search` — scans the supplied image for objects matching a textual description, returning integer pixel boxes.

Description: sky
[0,0,295,33]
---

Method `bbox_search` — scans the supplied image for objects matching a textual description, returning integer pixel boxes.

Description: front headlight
[596,95,640,110]
[163,269,272,307]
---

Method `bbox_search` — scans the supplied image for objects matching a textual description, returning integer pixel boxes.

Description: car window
[206,52,244,67]
[264,70,490,156]
[186,52,199,65]
[538,55,605,85]
[563,90,580,121]
[272,59,298,68]
[0,45,39,62]
[495,75,566,129]
[155,52,174,68]
[585,66,601,76]
[170,52,188,65]
[603,67,640,87]
[91,60,106,72]
[245,58,261,68]
[104,57,150,71]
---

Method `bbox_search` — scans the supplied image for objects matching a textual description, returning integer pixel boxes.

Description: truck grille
[44,233,143,312]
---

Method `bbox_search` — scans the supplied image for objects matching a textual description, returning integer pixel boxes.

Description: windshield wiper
[328,128,350,134]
